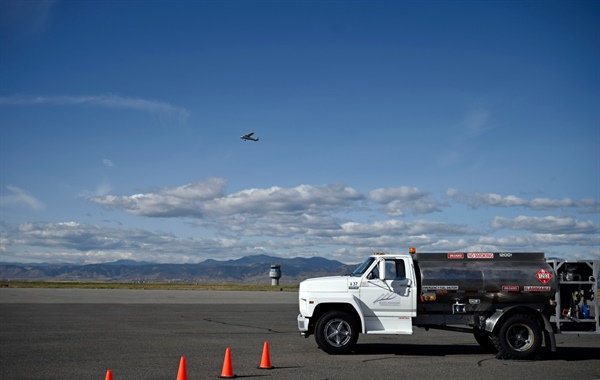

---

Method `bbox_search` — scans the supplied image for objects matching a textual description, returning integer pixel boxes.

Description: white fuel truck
[297,248,599,359]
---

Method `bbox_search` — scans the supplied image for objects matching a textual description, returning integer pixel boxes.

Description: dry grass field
[0,281,298,292]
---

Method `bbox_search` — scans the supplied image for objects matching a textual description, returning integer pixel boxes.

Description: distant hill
[0,255,355,284]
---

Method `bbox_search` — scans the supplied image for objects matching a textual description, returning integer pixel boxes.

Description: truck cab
[298,252,418,353]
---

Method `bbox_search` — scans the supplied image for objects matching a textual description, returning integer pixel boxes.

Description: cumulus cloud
[492,215,598,234]
[447,189,582,211]
[3,180,598,263]
[579,199,600,214]
[339,219,472,237]
[370,186,426,203]
[0,185,45,210]
[1,221,251,264]
[370,186,444,216]
[212,183,364,215]
[89,178,227,217]
[225,212,343,238]
[475,233,600,250]
[89,179,365,218]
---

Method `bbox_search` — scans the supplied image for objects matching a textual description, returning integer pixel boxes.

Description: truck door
[359,258,415,334]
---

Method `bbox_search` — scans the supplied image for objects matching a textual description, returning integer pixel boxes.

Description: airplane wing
[241,132,258,141]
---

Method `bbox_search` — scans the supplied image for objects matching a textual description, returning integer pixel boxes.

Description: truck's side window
[396,259,406,279]
[385,260,397,278]
[385,259,406,279]
[368,265,379,279]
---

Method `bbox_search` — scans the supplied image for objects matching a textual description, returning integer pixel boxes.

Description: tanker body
[414,252,557,320]
[297,249,599,360]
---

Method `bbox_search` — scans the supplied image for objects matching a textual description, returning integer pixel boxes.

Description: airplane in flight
[240,132,259,141]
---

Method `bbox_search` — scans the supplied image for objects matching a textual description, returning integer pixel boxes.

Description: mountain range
[0,255,355,284]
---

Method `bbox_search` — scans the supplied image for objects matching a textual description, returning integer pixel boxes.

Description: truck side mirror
[379,260,386,281]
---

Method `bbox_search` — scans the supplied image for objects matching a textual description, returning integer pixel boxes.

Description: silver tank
[414,252,556,305]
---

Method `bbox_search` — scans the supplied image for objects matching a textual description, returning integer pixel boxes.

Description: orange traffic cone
[257,341,274,369]
[177,356,188,380]
[105,369,113,380]
[219,347,236,378]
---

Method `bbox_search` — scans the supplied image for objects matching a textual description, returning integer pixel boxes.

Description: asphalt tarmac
[1,288,599,380]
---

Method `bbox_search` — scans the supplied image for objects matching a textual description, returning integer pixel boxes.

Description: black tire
[474,331,497,353]
[492,314,542,360]
[314,310,359,354]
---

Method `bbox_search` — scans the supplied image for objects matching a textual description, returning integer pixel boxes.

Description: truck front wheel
[492,314,542,360]
[314,310,359,354]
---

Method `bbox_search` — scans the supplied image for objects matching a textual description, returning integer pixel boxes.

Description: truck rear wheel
[314,310,359,354]
[492,314,542,360]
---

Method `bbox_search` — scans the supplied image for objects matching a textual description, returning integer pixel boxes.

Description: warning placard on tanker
[535,269,553,285]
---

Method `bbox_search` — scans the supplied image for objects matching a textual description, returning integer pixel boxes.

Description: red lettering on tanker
[524,286,551,292]
[467,253,494,259]
[535,269,553,285]
[447,253,464,259]
[502,285,519,292]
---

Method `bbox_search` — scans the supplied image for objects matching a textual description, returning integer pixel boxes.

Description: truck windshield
[351,257,375,277]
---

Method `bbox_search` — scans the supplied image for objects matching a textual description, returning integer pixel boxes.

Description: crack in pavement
[203,318,284,333]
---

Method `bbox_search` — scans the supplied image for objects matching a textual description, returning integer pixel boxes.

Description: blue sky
[1,0,598,264]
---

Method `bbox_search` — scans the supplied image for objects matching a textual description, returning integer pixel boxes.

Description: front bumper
[297,314,310,336]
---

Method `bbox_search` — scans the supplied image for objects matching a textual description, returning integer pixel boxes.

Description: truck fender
[312,294,366,333]
[484,306,556,352]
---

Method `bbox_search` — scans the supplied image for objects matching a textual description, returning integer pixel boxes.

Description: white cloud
[89,178,225,218]
[370,186,426,203]
[338,219,471,237]
[2,180,598,264]
[529,197,577,210]
[448,189,584,211]
[462,107,493,138]
[95,180,113,197]
[0,94,190,123]
[78,179,114,198]
[370,186,444,216]
[0,185,45,211]
[492,215,598,234]
[580,199,600,214]
[89,179,365,218]
[103,159,114,167]
[476,233,600,250]
[2,221,249,264]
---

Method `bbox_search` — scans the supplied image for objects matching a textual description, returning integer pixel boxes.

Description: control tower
[269,264,282,286]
